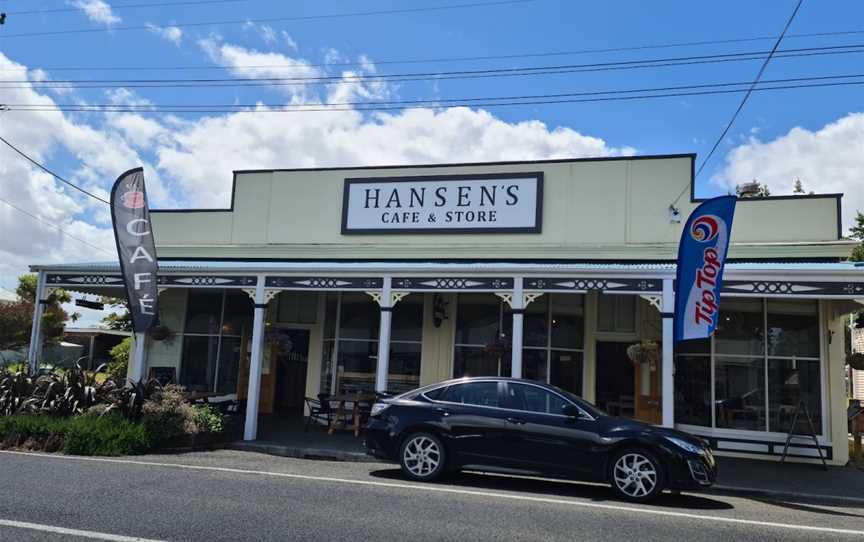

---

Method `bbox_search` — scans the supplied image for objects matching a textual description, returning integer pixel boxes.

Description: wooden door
[236,324,276,415]
[633,353,662,425]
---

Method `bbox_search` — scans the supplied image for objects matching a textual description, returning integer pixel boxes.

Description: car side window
[423,387,447,400]
[507,383,570,415]
[439,382,499,407]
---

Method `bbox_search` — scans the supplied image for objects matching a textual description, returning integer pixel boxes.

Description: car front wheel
[609,448,665,502]
[399,432,446,482]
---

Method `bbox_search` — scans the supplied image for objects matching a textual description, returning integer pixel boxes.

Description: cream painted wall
[151,156,851,261]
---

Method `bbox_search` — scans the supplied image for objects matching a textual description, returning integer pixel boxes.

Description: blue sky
[0,0,862,322]
[2,1,861,192]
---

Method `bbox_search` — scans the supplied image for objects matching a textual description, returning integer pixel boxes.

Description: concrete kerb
[227,441,383,463]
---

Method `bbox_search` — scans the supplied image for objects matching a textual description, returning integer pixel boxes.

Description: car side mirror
[562,404,581,418]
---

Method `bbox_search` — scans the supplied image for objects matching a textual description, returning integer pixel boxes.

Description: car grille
[688,459,712,486]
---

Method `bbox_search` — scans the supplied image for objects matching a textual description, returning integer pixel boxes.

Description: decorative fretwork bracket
[367,291,408,307]
[640,294,662,312]
[496,291,544,309]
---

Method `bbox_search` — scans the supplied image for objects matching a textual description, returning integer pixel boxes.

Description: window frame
[322,292,424,395]
[675,298,827,440]
[180,289,247,393]
[451,292,587,392]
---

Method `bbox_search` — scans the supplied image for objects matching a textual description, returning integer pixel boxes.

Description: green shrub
[107,338,131,382]
[193,404,225,434]
[63,414,150,456]
[0,414,150,456]
[141,385,199,444]
[0,414,67,450]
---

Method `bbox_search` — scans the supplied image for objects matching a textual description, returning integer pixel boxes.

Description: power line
[0,195,115,256]
[8,78,862,114]
[8,44,864,90]
[675,0,804,205]
[7,73,862,110]
[0,135,110,204]
[2,28,861,73]
[0,0,536,38]
[7,0,248,16]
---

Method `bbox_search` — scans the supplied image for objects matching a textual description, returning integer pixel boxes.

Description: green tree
[0,274,79,351]
[99,296,132,331]
[793,179,805,194]
[850,211,864,262]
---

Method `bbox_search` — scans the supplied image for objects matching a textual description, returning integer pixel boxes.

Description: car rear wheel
[399,432,446,482]
[609,448,665,502]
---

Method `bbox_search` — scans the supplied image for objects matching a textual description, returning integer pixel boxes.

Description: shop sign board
[341,172,543,234]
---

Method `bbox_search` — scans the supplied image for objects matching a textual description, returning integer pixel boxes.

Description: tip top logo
[121,190,146,209]
[690,215,720,242]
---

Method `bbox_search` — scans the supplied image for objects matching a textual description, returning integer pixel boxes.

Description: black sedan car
[365,377,716,502]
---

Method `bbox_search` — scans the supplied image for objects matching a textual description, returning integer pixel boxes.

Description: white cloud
[0,41,632,304]
[146,24,183,46]
[282,32,298,52]
[69,0,121,26]
[713,112,864,234]
[155,106,633,208]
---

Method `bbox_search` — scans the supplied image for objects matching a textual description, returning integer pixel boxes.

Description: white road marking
[0,518,168,542]
[2,450,863,537]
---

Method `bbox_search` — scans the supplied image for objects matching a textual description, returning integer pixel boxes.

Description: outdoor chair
[304,394,334,432]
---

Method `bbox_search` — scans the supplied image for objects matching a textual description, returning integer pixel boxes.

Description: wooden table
[327,393,376,437]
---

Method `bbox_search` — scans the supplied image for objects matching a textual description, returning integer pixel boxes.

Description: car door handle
[435,407,452,417]
[506,417,526,425]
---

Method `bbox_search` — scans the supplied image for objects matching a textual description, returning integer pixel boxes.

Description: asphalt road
[1,449,862,542]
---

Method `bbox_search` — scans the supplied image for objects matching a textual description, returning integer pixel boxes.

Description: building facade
[28,154,863,464]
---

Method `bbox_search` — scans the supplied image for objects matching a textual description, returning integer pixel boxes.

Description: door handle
[506,417,526,425]
[435,407,452,417]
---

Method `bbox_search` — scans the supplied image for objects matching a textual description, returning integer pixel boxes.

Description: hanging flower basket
[848,352,864,371]
[149,325,172,341]
[627,340,660,371]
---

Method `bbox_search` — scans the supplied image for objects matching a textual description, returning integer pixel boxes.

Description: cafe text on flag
[674,195,737,343]
[110,167,159,332]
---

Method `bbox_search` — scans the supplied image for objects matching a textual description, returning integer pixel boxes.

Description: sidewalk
[712,456,864,504]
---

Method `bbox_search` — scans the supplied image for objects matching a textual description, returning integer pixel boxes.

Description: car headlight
[664,436,704,455]
[370,402,390,417]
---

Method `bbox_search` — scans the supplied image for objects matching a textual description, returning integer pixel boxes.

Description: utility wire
[0,195,115,255]
[8,45,864,90]
[8,73,862,111]
[0,135,110,204]
[3,28,861,73]
[9,79,862,114]
[8,0,248,16]
[1,0,536,38]
[673,0,804,205]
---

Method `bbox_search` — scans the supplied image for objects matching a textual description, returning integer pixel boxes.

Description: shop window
[453,293,585,396]
[673,299,823,435]
[276,292,318,324]
[180,290,251,393]
[320,293,423,395]
[673,354,711,426]
[715,357,765,431]
[597,294,636,334]
[715,299,764,356]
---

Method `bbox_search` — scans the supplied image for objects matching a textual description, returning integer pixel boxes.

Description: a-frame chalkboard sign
[780,400,827,470]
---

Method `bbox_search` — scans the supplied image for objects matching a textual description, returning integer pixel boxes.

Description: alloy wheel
[402,435,441,478]
[612,452,658,499]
